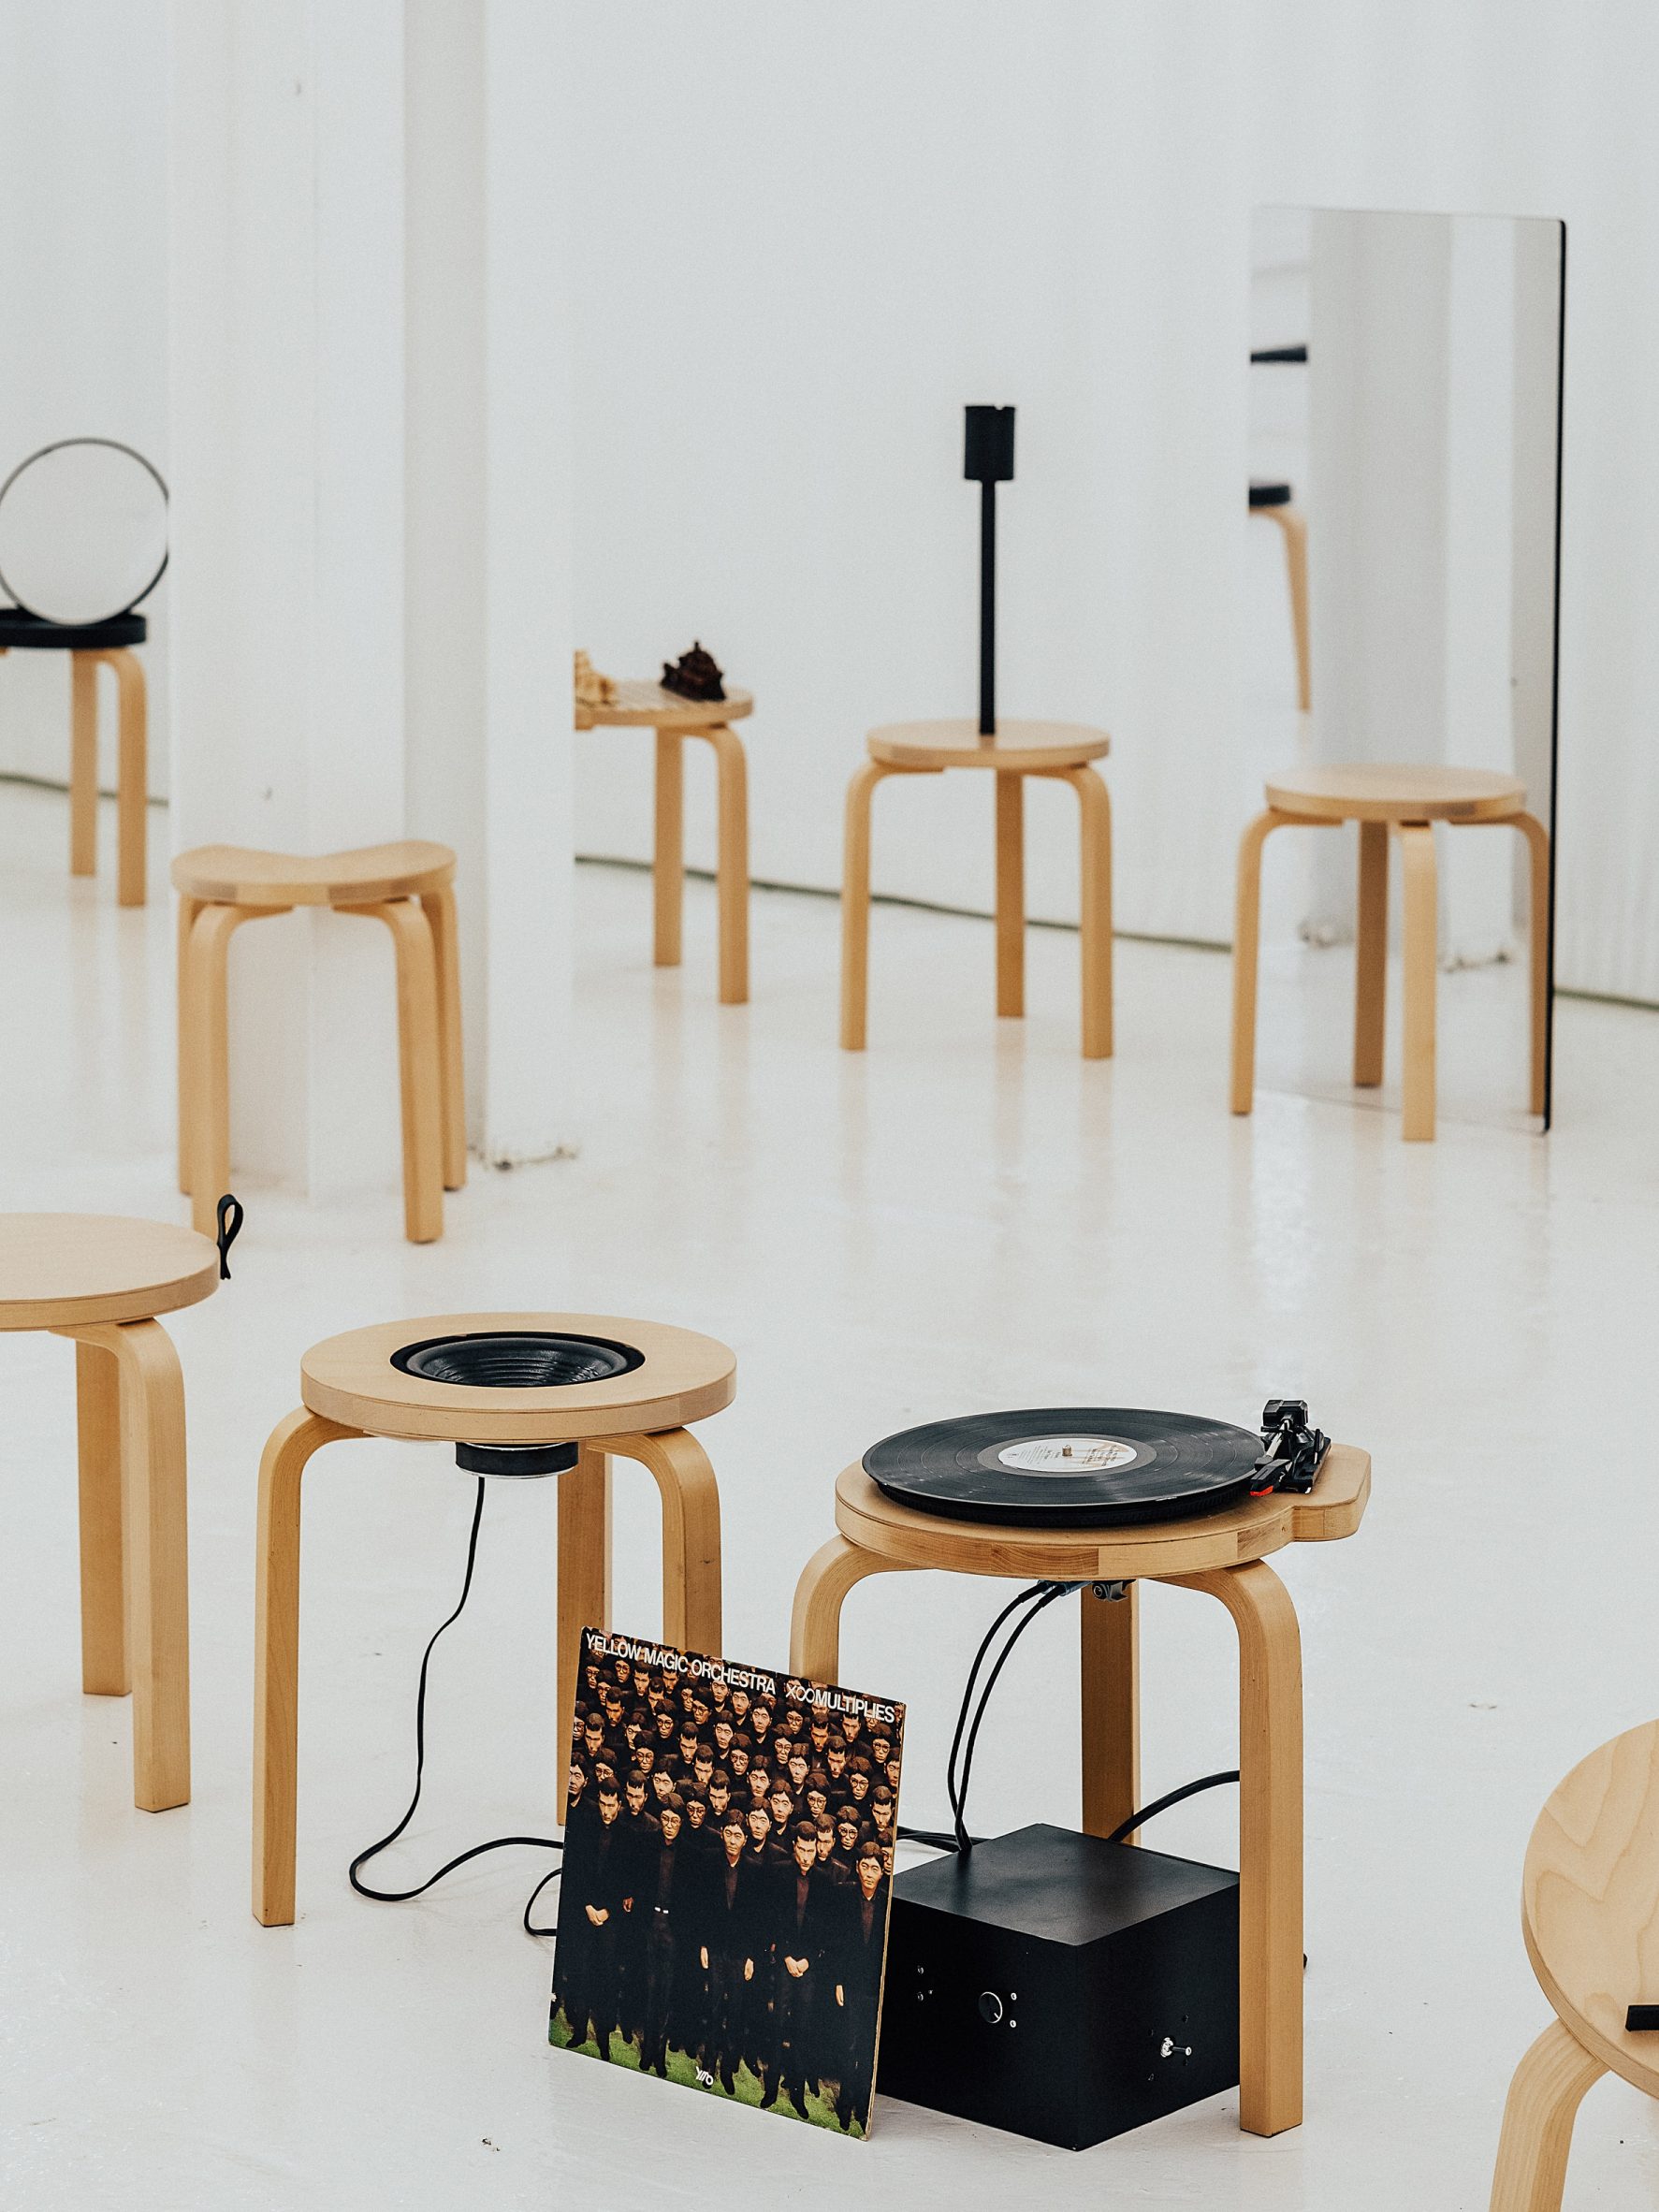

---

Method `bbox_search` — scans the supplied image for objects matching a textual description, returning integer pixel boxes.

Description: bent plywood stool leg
[1354,818,1389,1088]
[1081,1580,1140,1841]
[61,1318,193,1812]
[693,722,750,1007]
[840,761,918,1052]
[340,899,445,1243]
[1261,504,1311,714]
[995,771,1025,1020]
[1397,822,1438,1142]
[75,1337,128,1696]
[555,1425,725,1819]
[1489,2020,1606,2212]
[106,647,149,907]
[1516,811,1550,1118]
[557,1443,611,1823]
[175,894,202,1194]
[69,651,99,880]
[1176,1560,1303,2137]
[419,883,468,1190]
[790,1535,915,1681]
[1057,763,1114,1059]
[182,902,273,1236]
[254,1408,356,1925]
[654,729,685,970]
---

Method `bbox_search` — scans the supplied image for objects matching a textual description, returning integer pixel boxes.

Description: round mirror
[0,438,168,627]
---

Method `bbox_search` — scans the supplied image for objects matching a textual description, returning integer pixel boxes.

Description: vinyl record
[863,1407,1263,1527]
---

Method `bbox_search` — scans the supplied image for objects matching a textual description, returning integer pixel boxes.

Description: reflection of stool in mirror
[171,842,465,1244]
[790,1439,1371,2138]
[840,720,1113,1057]
[575,679,752,1005]
[0,607,149,905]
[1230,766,1550,1142]
[0,1212,221,1812]
[251,1311,732,1924]
[1489,1721,1659,2211]
[1248,483,1310,714]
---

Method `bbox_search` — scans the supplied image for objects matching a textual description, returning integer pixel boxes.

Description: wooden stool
[791,1441,1371,2137]
[1230,765,1550,1142]
[0,1213,220,1811]
[1249,481,1310,714]
[0,606,149,906]
[840,720,1114,1057]
[1490,1720,1659,2209]
[252,1309,733,1925]
[171,841,466,1244]
[575,679,753,1005]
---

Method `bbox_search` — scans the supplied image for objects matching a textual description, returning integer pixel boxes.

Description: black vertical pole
[964,404,1014,741]
[979,477,997,736]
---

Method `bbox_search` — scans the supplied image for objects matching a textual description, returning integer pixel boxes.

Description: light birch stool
[252,1310,733,1925]
[0,1213,220,1811]
[840,719,1114,1057]
[1230,765,1550,1142]
[1490,1720,1659,2211]
[791,1440,1371,2137]
[171,841,465,1244]
[0,607,149,905]
[575,679,753,1005]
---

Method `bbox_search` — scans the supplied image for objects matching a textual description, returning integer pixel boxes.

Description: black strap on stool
[215,1193,243,1280]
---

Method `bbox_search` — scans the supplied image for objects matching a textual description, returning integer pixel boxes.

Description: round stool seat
[832,1445,1370,1582]
[0,606,147,651]
[1265,763,1528,823]
[0,1213,219,1330]
[299,1311,736,1443]
[171,839,456,909]
[575,677,754,732]
[1249,479,1293,509]
[866,718,1110,771]
[1522,1720,1659,2099]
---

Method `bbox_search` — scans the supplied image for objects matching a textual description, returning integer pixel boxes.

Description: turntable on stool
[792,1406,1368,2139]
[865,1402,1331,1526]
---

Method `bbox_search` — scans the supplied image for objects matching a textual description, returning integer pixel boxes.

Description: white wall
[0,0,169,796]
[12,0,1659,1006]
[566,0,1659,1004]
[566,2,1251,948]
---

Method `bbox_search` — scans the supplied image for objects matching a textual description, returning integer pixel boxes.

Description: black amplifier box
[879,1822,1239,2150]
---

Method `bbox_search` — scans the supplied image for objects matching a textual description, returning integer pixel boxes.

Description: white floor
[3,782,1658,2210]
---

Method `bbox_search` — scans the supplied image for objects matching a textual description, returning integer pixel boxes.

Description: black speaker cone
[389,1330,645,1477]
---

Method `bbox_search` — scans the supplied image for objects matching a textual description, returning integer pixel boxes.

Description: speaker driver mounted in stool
[389,1329,646,1477]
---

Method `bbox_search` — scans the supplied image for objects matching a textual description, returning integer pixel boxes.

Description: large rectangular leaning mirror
[1244,207,1564,1133]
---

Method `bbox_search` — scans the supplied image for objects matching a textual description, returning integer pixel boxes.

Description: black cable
[950,1580,1074,1853]
[1104,1769,1240,1847]
[895,1577,1080,1857]
[896,1580,1242,1864]
[348,1477,562,1934]
[942,1579,1049,1850]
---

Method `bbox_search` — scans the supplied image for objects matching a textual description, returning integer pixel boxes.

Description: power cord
[348,1477,563,1938]
[898,1580,1242,1859]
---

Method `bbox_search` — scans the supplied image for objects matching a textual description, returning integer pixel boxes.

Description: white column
[405,0,575,1167]
[167,0,574,1203]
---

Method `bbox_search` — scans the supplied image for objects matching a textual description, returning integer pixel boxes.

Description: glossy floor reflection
[1,783,1656,2208]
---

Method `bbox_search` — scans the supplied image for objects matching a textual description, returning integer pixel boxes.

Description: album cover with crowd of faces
[550,1627,907,2137]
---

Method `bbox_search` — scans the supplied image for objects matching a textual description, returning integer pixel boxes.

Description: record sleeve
[551,1625,905,2138]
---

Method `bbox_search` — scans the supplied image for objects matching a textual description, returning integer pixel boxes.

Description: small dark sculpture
[661,641,725,702]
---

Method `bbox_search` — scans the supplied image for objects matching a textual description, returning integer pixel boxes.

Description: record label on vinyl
[864,1407,1262,1527]
[989,1434,1146,1476]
